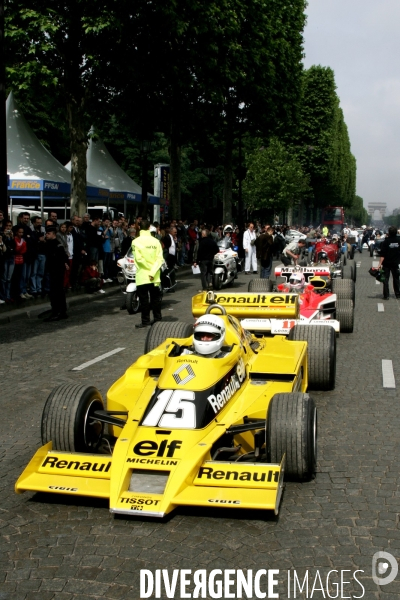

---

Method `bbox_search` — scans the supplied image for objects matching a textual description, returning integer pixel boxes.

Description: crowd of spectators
[4,208,385,307]
[0,210,302,306]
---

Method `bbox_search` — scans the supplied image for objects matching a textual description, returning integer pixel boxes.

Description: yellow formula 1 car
[16,295,335,517]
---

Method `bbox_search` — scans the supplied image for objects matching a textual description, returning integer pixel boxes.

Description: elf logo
[133,439,182,458]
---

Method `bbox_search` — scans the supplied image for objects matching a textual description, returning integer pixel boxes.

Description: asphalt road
[1,257,400,600]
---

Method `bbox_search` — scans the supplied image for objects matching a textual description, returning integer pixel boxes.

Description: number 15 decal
[142,389,196,429]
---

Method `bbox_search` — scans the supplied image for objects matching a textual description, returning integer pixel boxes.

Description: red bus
[321,206,345,233]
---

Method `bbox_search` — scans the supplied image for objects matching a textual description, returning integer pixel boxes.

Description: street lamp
[140,139,153,219]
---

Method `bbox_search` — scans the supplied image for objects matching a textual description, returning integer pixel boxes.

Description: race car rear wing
[241,318,340,335]
[192,291,299,320]
[275,265,331,281]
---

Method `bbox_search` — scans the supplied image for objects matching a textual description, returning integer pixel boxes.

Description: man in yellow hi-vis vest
[132,220,164,328]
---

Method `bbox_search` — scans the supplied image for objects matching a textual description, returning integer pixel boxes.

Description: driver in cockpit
[179,315,232,358]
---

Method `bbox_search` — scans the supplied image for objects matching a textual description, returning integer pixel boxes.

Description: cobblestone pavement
[1,258,400,600]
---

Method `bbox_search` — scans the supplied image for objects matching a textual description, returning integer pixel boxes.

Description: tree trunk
[140,153,149,219]
[68,102,87,218]
[223,129,233,224]
[169,127,181,220]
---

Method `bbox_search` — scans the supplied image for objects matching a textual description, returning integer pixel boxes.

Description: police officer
[132,220,164,328]
[377,226,400,300]
[42,226,69,321]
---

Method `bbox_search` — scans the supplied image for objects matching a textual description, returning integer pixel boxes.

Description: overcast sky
[303,0,400,216]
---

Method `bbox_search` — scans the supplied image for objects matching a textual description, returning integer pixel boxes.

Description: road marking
[382,360,396,388]
[377,303,384,312]
[72,348,125,371]
[376,280,381,285]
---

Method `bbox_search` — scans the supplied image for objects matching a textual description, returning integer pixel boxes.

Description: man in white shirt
[243,222,258,273]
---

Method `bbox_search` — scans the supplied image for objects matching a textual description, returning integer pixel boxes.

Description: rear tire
[340,253,347,266]
[336,299,354,333]
[126,291,140,314]
[332,277,355,304]
[288,325,336,390]
[41,384,104,452]
[266,392,317,481]
[213,274,222,290]
[275,276,287,288]
[248,279,273,292]
[144,321,194,354]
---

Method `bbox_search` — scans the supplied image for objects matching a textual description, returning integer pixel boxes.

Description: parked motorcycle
[212,238,241,290]
[117,249,177,314]
[117,248,140,314]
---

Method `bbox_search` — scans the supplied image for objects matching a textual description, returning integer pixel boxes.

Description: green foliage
[383,213,400,228]
[243,138,311,213]
[291,66,357,217]
[346,195,370,226]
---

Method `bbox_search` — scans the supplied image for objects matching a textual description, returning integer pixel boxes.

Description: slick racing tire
[332,277,355,304]
[248,279,273,292]
[144,321,194,354]
[41,384,104,453]
[342,265,354,282]
[336,299,354,333]
[126,291,140,314]
[213,273,223,291]
[266,392,317,481]
[346,259,356,282]
[288,324,336,391]
[340,253,347,267]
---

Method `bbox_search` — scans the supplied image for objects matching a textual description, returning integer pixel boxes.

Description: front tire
[332,277,355,304]
[288,324,336,391]
[336,299,354,333]
[347,259,356,282]
[126,291,140,314]
[266,392,317,481]
[41,384,104,452]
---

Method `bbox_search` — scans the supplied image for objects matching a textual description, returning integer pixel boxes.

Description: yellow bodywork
[16,304,308,518]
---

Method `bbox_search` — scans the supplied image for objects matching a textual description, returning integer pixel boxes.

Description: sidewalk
[0,283,121,325]
[0,265,193,325]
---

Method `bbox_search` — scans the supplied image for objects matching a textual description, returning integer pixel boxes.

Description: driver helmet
[193,314,226,356]
[223,225,233,235]
[288,271,305,290]
[317,251,329,263]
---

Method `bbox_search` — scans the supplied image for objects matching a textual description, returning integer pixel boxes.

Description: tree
[243,138,310,218]
[346,195,369,226]
[291,66,356,223]
[6,0,123,215]
[200,0,307,223]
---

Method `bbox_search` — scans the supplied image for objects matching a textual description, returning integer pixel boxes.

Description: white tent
[7,93,109,219]
[66,132,159,206]
[86,134,142,199]
[7,91,71,188]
